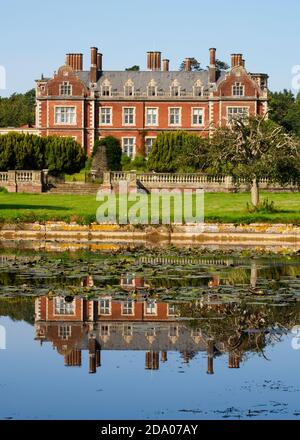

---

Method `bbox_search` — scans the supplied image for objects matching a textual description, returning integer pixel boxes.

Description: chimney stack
[90,47,98,83]
[163,59,169,72]
[209,48,217,83]
[97,53,103,71]
[66,53,83,71]
[147,51,161,71]
[184,58,192,71]
[236,54,243,67]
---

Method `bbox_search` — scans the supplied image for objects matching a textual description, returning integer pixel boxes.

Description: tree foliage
[147,131,209,172]
[208,116,300,206]
[0,133,86,174]
[93,136,122,171]
[125,65,140,71]
[179,58,202,71]
[0,89,35,127]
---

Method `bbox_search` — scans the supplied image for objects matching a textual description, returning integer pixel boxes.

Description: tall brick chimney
[209,48,217,83]
[147,51,161,71]
[236,54,243,67]
[97,53,103,71]
[66,53,83,71]
[147,51,153,70]
[231,54,236,68]
[163,59,169,72]
[184,58,192,71]
[90,47,98,83]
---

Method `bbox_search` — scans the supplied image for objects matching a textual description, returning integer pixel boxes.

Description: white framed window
[145,137,156,156]
[193,86,202,97]
[169,325,179,337]
[54,297,75,315]
[99,298,111,315]
[227,106,249,122]
[58,325,72,340]
[123,107,135,125]
[147,85,157,97]
[124,85,134,97]
[101,85,111,96]
[169,107,181,126]
[100,325,110,336]
[146,107,158,126]
[122,137,135,158]
[122,300,134,316]
[192,108,204,126]
[170,85,180,96]
[54,107,76,125]
[100,107,112,125]
[167,304,177,316]
[145,300,157,316]
[59,82,72,96]
[123,325,133,337]
[232,82,245,97]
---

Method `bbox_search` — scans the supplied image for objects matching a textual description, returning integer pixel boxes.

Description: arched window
[101,79,111,96]
[170,79,180,97]
[124,79,134,97]
[147,79,157,96]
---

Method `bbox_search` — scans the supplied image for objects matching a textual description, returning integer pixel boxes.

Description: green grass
[0,192,299,224]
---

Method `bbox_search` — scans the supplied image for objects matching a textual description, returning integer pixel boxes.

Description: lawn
[0,192,299,224]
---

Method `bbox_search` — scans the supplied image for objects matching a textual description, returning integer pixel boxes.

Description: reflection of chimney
[163,59,169,72]
[229,352,240,369]
[209,48,217,83]
[145,351,159,370]
[96,349,101,367]
[206,339,214,375]
[64,349,82,367]
[161,351,168,362]
[88,337,97,374]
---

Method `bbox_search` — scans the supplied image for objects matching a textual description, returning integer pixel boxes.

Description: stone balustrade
[0,170,44,193]
[103,172,298,193]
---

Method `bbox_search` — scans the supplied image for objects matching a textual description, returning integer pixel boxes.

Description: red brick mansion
[35,47,268,157]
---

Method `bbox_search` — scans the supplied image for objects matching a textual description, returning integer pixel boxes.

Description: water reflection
[34,292,299,375]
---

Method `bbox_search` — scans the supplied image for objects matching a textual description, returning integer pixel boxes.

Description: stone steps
[47,183,101,195]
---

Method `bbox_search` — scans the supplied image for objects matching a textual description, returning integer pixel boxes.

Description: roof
[76,69,226,94]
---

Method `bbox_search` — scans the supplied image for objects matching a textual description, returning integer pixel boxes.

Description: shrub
[93,136,122,171]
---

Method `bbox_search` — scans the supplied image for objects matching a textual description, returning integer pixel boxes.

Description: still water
[0,247,300,420]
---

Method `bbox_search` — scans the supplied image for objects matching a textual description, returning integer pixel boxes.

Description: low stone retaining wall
[0,222,299,249]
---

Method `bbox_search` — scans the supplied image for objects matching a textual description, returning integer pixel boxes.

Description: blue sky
[0,0,299,96]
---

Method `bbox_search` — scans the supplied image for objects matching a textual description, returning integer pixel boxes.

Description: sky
[0,0,300,97]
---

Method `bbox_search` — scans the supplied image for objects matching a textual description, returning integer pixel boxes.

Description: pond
[0,246,300,420]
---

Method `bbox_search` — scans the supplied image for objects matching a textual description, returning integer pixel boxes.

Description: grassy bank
[0,192,300,224]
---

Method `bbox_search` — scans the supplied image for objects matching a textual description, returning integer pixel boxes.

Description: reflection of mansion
[35,294,241,374]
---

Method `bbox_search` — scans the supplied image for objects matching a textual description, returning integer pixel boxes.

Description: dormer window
[124,79,134,97]
[59,82,72,96]
[147,85,157,96]
[232,82,244,97]
[102,85,111,96]
[101,79,111,96]
[170,86,180,97]
[170,79,180,97]
[124,85,134,96]
[193,86,202,97]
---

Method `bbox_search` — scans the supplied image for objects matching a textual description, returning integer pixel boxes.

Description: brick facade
[36,47,268,156]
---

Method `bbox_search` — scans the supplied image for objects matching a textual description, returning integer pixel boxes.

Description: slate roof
[76,70,226,93]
